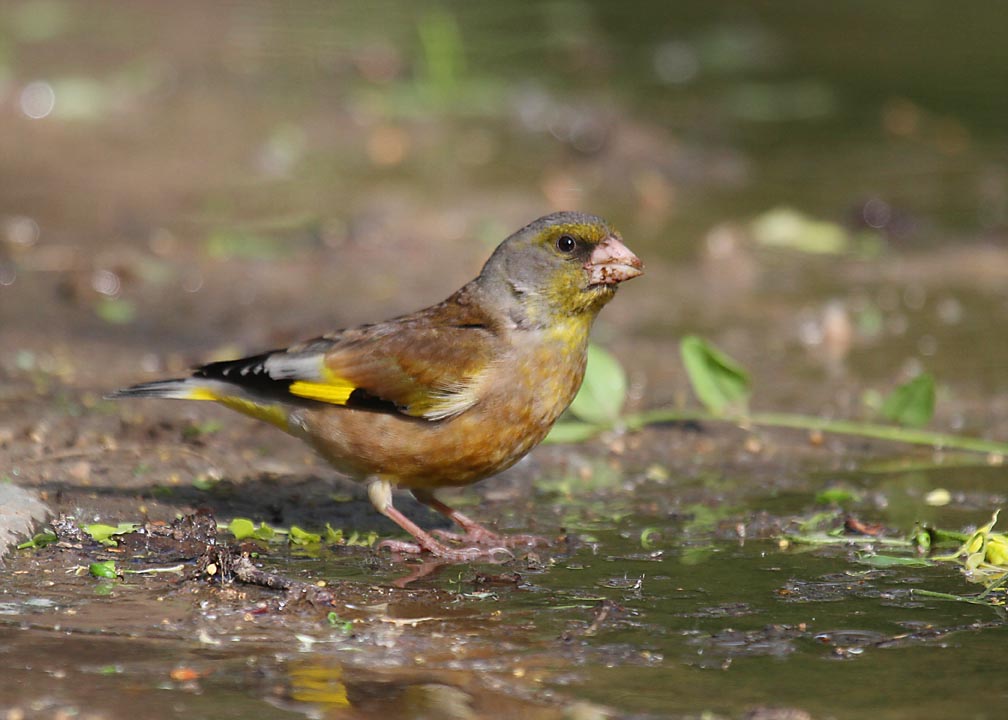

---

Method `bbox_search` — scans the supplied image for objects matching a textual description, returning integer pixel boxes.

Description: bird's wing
[195,295,501,421]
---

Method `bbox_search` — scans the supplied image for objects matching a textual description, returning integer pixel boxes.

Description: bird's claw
[377,538,426,555]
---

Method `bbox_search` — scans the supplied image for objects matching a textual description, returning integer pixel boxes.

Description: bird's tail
[106,378,218,401]
[107,378,292,430]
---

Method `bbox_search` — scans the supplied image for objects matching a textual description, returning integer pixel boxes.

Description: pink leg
[377,503,488,561]
[412,489,550,549]
[368,479,511,562]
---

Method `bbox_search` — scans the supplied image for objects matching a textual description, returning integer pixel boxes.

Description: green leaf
[84,523,137,545]
[325,524,344,543]
[640,527,661,550]
[544,421,603,444]
[327,611,353,633]
[679,336,750,416]
[881,373,935,428]
[815,487,861,505]
[289,526,322,545]
[228,518,256,540]
[942,510,1008,573]
[17,530,58,549]
[252,523,276,541]
[567,344,628,426]
[345,530,378,547]
[89,560,118,579]
[912,529,931,552]
[986,534,1008,566]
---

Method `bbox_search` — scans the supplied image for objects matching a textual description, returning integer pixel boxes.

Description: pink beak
[586,235,643,286]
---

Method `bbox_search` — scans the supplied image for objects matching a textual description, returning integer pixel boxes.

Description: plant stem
[623,408,1008,456]
[911,589,972,602]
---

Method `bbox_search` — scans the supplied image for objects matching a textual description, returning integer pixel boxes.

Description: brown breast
[298,322,590,489]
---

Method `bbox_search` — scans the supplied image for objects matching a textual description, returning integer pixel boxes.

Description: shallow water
[4,483,1007,719]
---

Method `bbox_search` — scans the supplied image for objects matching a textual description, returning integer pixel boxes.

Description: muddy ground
[3,2,1008,719]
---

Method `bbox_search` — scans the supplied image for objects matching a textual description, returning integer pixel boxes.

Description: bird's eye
[556,235,577,253]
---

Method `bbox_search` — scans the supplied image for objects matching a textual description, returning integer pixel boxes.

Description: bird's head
[478,212,643,327]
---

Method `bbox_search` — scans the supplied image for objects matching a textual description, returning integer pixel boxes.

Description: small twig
[200,545,338,605]
[231,553,296,590]
[126,564,186,575]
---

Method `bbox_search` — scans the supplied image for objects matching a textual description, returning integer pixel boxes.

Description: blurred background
[2,0,1008,435]
[4,5,1008,718]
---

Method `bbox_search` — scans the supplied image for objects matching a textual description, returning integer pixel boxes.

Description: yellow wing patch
[287,366,357,405]
[288,379,355,404]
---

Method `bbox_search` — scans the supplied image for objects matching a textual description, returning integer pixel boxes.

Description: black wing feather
[193,350,294,397]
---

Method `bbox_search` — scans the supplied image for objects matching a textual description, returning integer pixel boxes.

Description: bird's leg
[368,479,503,561]
[412,489,550,549]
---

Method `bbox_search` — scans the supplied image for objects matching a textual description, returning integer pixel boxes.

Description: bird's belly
[298,343,585,489]
[299,403,546,488]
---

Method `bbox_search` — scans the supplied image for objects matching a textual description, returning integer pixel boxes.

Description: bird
[110,212,643,560]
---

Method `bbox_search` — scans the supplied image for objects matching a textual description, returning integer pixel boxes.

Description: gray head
[476,211,642,326]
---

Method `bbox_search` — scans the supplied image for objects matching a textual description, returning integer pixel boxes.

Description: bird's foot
[431,527,550,549]
[407,491,552,551]
[377,537,512,562]
[373,492,516,561]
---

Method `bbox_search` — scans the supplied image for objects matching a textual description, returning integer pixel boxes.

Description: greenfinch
[111,212,642,559]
